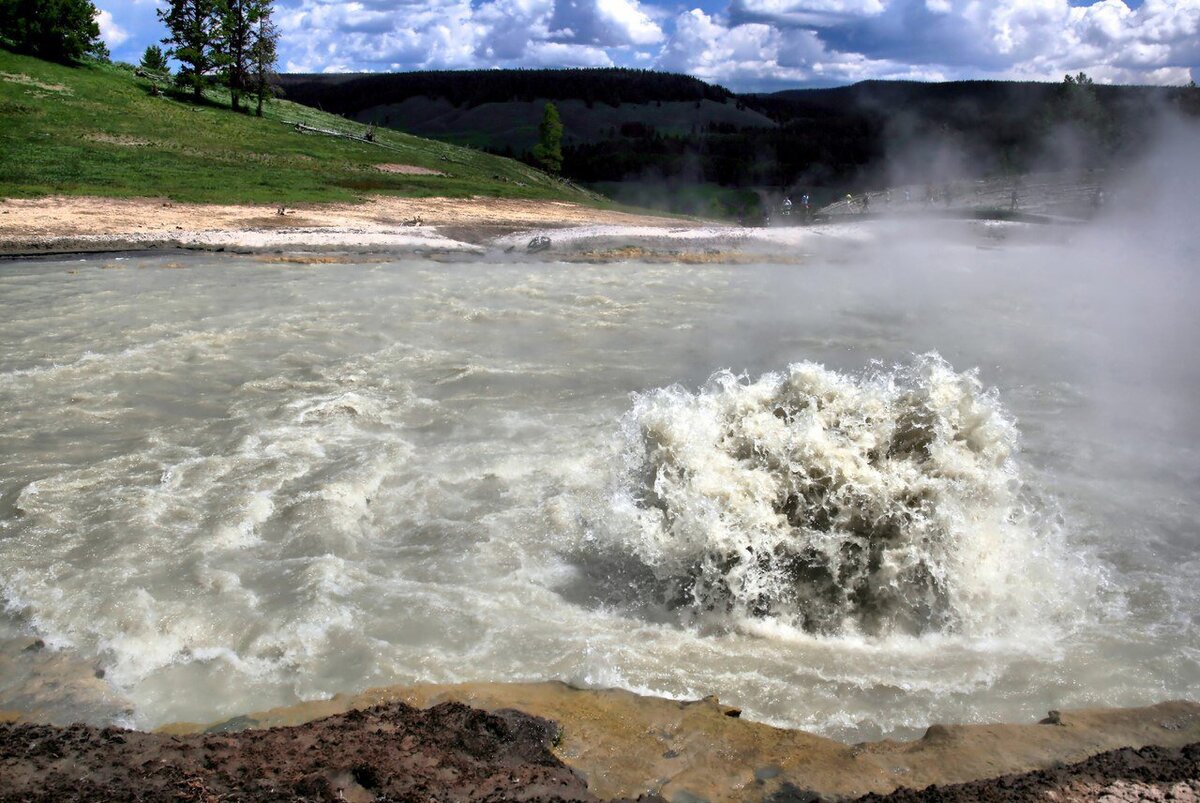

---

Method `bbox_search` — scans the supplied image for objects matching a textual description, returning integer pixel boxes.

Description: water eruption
[614,354,1047,637]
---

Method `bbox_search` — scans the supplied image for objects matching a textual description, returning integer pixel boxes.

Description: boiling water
[1,223,1197,740]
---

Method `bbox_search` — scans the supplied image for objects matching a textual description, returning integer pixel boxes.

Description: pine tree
[158,0,221,101]
[218,0,257,112]
[532,102,563,174]
[0,0,103,63]
[248,2,278,117]
[140,45,169,74]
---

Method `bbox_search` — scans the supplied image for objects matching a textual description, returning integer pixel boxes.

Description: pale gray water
[1,219,1197,741]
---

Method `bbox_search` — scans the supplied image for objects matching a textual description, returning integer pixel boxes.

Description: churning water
[1,220,1198,741]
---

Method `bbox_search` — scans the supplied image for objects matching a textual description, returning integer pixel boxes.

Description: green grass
[0,49,600,206]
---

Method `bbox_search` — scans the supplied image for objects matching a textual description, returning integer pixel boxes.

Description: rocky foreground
[0,702,594,802]
[861,742,1200,802]
[3,683,1198,802]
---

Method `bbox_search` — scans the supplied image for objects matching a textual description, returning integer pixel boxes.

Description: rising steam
[612,354,1062,638]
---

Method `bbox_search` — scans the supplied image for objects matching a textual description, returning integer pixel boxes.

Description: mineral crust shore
[3,682,1197,801]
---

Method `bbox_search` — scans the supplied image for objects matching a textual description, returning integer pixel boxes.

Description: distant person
[1010,187,1019,211]
[861,194,870,213]
[782,196,793,216]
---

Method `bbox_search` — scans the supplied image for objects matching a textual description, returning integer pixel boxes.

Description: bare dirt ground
[0,195,693,255]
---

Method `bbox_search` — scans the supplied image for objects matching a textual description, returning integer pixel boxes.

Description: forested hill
[278,68,1198,219]
[753,79,1181,125]
[281,68,734,114]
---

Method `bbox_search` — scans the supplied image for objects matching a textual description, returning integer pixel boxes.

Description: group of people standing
[779,193,813,219]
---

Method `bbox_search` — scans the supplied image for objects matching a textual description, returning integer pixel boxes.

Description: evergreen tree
[89,36,109,62]
[1180,80,1200,118]
[248,2,278,117]
[158,0,221,101]
[1061,72,1102,123]
[1056,71,1110,159]
[0,0,103,63]
[140,45,169,74]
[218,0,257,112]
[532,102,563,174]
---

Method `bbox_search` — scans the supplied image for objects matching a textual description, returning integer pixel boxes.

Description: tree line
[281,68,734,115]
[285,67,1198,198]
[522,75,1198,193]
[0,0,280,116]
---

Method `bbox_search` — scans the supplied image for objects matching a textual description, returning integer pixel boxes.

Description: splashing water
[610,354,1071,638]
[2,246,1196,739]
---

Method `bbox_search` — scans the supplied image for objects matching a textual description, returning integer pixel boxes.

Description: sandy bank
[0,195,700,256]
[0,195,1045,261]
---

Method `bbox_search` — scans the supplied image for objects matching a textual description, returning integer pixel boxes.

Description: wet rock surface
[156,685,1200,802]
[855,741,1200,802]
[2,684,1199,801]
[0,637,132,727]
[0,700,595,802]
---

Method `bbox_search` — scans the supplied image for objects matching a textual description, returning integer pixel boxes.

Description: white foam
[604,354,1091,638]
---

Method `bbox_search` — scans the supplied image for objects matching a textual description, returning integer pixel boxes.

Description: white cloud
[111,0,1198,88]
[548,0,664,46]
[528,41,615,65]
[596,0,664,43]
[1047,0,1199,79]
[712,0,1199,87]
[275,0,660,72]
[96,8,130,47]
[731,0,884,26]
[989,0,1069,56]
[654,8,916,86]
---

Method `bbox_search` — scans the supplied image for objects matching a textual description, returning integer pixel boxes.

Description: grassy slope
[0,49,595,206]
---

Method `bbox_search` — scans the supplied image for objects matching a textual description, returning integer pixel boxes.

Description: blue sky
[96,0,1197,91]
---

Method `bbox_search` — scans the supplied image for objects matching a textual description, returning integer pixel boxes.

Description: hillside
[333,97,776,151]
[282,68,734,111]
[0,49,592,206]
[282,68,772,152]
[280,68,1198,218]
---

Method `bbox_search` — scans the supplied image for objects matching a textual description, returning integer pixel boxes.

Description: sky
[96,0,1198,91]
